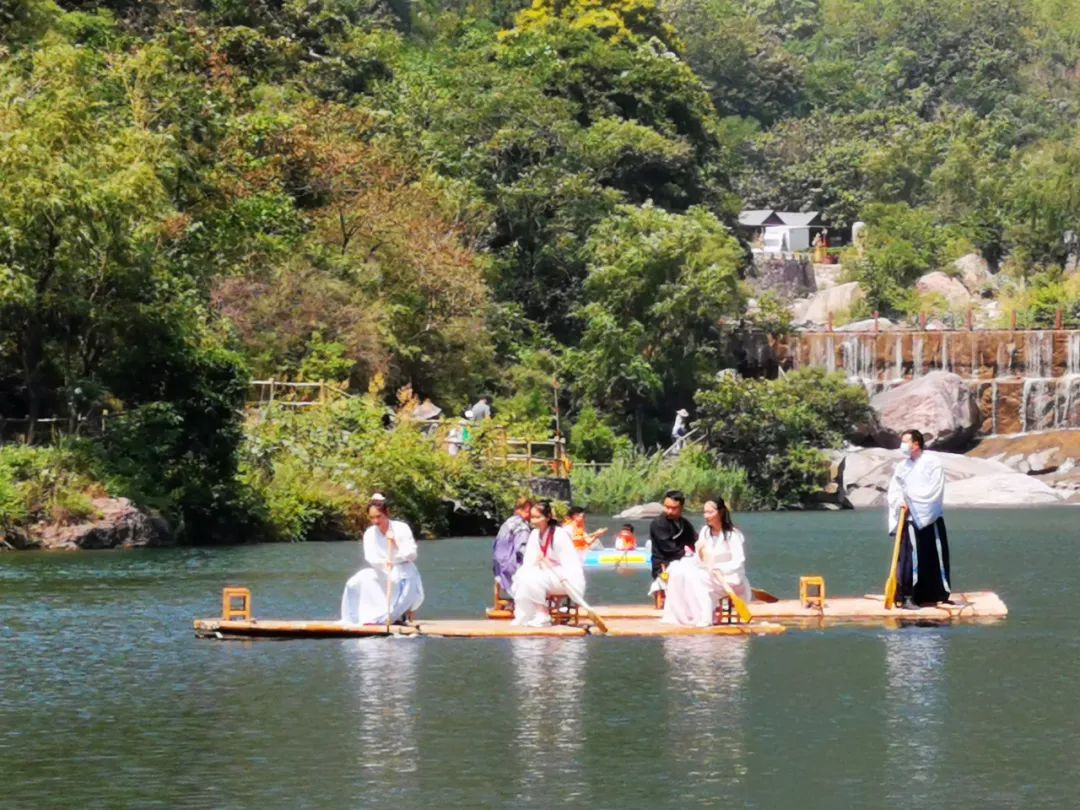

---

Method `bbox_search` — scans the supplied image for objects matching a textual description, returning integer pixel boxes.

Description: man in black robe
[649,489,697,584]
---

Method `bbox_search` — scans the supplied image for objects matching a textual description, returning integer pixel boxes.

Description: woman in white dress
[661,497,751,627]
[510,501,586,627]
[340,498,425,625]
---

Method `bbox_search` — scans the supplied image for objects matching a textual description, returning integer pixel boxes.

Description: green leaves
[695,368,872,508]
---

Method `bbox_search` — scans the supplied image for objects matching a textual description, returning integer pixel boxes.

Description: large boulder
[916,271,972,308]
[614,502,664,520]
[798,282,865,324]
[953,253,993,294]
[944,473,1063,506]
[33,497,172,550]
[870,371,981,450]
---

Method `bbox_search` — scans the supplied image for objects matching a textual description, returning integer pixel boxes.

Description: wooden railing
[247,379,353,408]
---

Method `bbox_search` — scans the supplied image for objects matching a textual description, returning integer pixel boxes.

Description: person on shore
[887,429,952,608]
[510,501,585,627]
[661,498,751,627]
[340,497,425,625]
[670,409,690,452]
[564,506,606,551]
[648,490,697,601]
[614,524,637,551]
[493,496,532,594]
[470,396,493,421]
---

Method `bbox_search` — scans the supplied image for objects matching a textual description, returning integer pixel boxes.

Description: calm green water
[3,508,1079,808]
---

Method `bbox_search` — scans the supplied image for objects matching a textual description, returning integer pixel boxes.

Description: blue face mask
[900,442,913,458]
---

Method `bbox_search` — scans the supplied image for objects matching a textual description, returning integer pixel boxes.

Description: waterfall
[792,328,1080,433]
[1068,333,1080,376]
[991,380,998,435]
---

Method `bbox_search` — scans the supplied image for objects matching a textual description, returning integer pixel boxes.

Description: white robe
[661,526,751,627]
[340,520,425,625]
[510,526,585,627]
[887,451,945,532]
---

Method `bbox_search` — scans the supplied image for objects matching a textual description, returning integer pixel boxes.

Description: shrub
[569,446,751,513]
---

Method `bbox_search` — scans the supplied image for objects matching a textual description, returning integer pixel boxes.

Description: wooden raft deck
[486,591,1007,626]
[193,617,786,640]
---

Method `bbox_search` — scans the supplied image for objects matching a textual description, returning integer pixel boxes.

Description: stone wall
[791,330,1080,433]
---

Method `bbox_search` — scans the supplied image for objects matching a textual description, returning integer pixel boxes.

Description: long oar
[883,505,908,610]
[711,570,753,623]
[541,558,608,633]
[384,533,397,633]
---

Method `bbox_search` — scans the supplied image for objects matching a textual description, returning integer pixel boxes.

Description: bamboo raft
[485,591,1007,626]
[194,589,1005,641]
[193,617,785,639]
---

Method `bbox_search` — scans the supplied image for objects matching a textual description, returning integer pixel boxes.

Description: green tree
[695,368,871,508]
[572,203,745,444]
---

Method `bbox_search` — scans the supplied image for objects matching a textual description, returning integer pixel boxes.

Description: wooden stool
[546,594,580,625]
[222,587,251,621]
[713,596,738,625]
[492,580,514,612]
[799,575,826,608]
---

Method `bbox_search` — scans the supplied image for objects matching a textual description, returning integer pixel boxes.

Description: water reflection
[883,631,946,799]
[512,638,586,804]
[343,638,421,801]
[662,637,749,789]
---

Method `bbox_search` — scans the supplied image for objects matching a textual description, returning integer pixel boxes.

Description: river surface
[3,507,1078,808]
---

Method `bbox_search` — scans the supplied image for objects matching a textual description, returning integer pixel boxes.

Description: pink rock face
[870,371,981,450]
[915,271,972,308]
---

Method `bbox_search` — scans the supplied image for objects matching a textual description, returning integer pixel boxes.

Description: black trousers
[897,514,952,604]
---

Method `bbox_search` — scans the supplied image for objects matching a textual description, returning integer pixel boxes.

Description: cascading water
[793,329,1080,435]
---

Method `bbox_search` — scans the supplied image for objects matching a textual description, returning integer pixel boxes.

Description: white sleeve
[363,527,385,566]
[392,521,418,563]
[886,465,905,533]
[521,529,540,567]
[695,526,710,561]
[715,529,746,576]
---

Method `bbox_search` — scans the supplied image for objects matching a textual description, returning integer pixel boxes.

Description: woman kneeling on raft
[340,497,425,625]
[661,497,752,627]
[510,501,586,627]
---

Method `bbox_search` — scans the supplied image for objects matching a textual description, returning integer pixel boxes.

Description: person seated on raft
[614,523,637,551]
[661,497,752,627]
[648,489,697,602]
[493,496,533,597]
[340,495,425,625]
[564,506,606,552]
[511,501,586,627]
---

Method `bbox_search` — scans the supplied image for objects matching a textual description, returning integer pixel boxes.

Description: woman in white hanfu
[510,501,586,627]
[661,498,751,627]
[340,497,425,625]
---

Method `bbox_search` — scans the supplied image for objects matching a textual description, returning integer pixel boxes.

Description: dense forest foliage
[3,0,1080,537]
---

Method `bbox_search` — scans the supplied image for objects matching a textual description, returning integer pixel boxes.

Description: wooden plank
[415,620,587,638]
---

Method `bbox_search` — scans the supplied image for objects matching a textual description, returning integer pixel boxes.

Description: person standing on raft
[662,498,752,627]
[648,490,697,601]
[340,497,425,625]
[887,429,952,609]
[510,501,586,627]
[493,496,532,595]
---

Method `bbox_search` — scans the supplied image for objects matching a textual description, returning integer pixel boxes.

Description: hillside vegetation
[3,0,1080,536]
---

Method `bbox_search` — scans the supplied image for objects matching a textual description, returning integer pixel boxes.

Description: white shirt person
[340,500,425,625]
[510,503,586,627]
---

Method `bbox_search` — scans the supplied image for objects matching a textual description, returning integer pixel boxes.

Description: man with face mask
[886,429,952,609]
